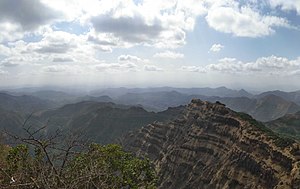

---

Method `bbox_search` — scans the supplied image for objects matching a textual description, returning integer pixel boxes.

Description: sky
[0,0,300,91]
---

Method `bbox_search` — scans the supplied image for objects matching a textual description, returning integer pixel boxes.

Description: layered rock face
[123,99,300,189]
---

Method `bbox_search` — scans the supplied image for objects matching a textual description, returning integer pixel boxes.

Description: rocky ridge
[123,99,300,189]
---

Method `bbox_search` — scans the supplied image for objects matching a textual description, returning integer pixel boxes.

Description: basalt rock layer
[123,99,300,189]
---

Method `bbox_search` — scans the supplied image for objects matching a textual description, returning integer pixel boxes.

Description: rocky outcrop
[123,99,300,189]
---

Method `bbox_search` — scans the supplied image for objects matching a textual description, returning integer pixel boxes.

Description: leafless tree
[1,114,88,188]
[0,114,157,189]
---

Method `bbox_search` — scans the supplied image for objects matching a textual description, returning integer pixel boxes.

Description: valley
[2,87,300,144]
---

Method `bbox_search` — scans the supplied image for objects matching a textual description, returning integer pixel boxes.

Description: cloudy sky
[0,0,300,91]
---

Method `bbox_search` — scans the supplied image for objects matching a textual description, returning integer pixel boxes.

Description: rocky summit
[123,99,300,189]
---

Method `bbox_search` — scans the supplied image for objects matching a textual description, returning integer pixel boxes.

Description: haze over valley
[1,86,300,142]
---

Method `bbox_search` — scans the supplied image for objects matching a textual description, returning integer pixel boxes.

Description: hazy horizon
[1,0,300,90]
[1,84,300,95]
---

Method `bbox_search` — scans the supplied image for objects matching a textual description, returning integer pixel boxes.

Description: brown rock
[123,99,300,189]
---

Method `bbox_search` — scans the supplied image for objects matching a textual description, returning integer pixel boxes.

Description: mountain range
[2,100,183,144]
[115,91,300,122]
[1,86,300,143]
[1,87,300,188]
[255,90,300,105]
[0,92,53,114]
[90,86,254,98]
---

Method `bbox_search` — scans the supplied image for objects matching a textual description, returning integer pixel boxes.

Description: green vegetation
[265,115,300,141]
[0,123,156,189]
[69,144,156,188]
[0,143,9,166]
[28,101,179,144]
[273,127,300,141]
[237,112,272,133]
[0,143,156,189]
[237,112,295,148]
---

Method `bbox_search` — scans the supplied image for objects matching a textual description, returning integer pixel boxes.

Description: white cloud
[0,0,294,46]
[85,0,207,49]
[52,57,74,62]
[218,57,237,63]
[206,58,243,73]
[43,65,68,73]
[0,0,299,88]
[180,55,300,76]
[80,0,199,49]
[209,44,224,52]
[205,55,300,74]
[42,65,84,74]
[87,30,125,51]
[153,51,184,59]
[118,55,142,62]
[0,0,62,42]
[290,69,300,76]
[0,30,103,66]
[144,65,163,72]
[0,56,26,67]
[180,66,206,73]
[269,0,300,15]
[0,22,24,42]
[1,61,19,67]
[0,0,59,31]
[90,1,288,43]
[206,5,291,37]
[94,62,138,72]
[32,31,78,54]
[40,0,102,22]
[0,44,11,56]
[0,69,8,75]
[91,14,163,44]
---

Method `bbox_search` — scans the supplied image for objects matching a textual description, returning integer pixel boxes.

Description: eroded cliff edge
[123,99,300,189]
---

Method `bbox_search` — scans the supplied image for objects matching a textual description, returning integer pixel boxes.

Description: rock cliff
[123,99,300,189]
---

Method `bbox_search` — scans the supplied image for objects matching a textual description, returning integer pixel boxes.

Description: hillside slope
[0,108,24,134]
[266,111,300,140]
[0,92,53,114]
[32,101,183,144]
[123,99,300,189]
[256,90,300,105]
[207,95,300,122]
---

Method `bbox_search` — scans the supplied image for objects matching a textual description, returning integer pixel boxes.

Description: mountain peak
[123,99,300,189]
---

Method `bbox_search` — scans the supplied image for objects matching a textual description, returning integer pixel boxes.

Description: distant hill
[116,91,195,111]
[1,87,300,142]
[206,94,300,122]
[0,91,183,144]
[176,87,253,98]
[115,91,300,121]
[252,94,300,121]
[31,101,183,144]
[75,95,113,103]
[28,90,78,102]
[0,92,53,114]
[0,108,24,134]
[266,111,300,140]
[91,86,253,98]
[256,90,300,105]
